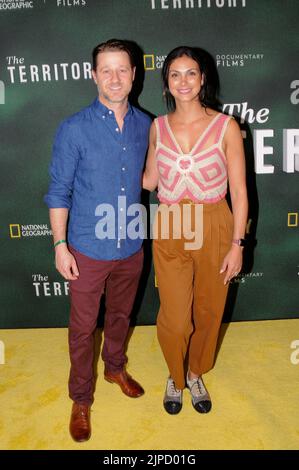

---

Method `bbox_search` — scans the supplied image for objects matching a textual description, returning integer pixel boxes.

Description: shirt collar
[92,97,134,119]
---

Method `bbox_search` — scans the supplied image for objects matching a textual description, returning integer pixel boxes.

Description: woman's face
[167,55,203,105]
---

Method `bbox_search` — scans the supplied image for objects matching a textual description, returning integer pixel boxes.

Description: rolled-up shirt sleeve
[44,120,80,209]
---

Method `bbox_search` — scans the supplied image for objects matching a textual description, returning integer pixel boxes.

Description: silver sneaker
[163,377,183,415]
[186,375,212,413]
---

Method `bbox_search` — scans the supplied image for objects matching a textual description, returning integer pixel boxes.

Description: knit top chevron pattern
[155,113,233,204]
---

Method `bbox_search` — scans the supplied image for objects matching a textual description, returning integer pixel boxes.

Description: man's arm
[45,121,81,281]
[49,208,79,280]
[50,208,79,281]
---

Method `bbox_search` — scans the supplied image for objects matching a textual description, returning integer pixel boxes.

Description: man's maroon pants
[68,246,143,405]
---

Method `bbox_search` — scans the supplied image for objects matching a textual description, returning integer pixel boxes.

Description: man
[44,39,151,442]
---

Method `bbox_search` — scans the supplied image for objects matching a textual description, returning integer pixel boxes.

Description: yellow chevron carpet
[0,319,298,450]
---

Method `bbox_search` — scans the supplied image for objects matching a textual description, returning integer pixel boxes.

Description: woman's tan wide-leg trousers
[153,199,233,390]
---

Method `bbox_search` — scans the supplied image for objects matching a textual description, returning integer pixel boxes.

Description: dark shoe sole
[70,433,91,443]
[192,400,212,414]
[163,401,182,415]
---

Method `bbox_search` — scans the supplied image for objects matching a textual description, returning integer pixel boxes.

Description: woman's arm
[220,118,248,285]
[143,121,159,191]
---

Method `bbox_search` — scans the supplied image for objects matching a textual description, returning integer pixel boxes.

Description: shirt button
[123,146,126,151]
[115,128,119,132]
[121,187,125,191]
[102,115,105,119]
[108,110,113,115]
[122,167,125,171]
[120,208,124,212]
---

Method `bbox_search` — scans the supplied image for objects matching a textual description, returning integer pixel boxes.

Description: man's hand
[55,244,79,280]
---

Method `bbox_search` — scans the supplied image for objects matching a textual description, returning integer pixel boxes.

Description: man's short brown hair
[92,39,135,71]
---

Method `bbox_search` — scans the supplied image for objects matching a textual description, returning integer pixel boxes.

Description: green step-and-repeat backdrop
[0,0,298,328]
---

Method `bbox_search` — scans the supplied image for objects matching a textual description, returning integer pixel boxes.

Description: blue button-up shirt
[44,98,151,260]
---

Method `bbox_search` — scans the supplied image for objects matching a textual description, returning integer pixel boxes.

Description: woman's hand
[220,245,243,285]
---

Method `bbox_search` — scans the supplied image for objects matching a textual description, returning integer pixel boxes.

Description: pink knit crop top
[155,113,233,204]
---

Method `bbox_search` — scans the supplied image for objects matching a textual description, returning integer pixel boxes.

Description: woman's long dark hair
[162,46,221,112]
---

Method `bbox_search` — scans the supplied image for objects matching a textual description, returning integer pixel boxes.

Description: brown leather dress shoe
[104,369,144,398]
[69,402,91,442]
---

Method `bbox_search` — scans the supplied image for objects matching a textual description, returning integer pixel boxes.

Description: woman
[143,46,248,415]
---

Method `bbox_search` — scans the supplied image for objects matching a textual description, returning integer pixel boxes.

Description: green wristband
[54,239,67,248]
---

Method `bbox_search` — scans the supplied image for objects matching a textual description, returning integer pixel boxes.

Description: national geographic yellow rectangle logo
[287,213,298,227]
[9,224,21,238]
[144,54,155,71]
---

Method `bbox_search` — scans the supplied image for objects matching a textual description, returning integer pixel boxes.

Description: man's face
[92,50,135,106]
